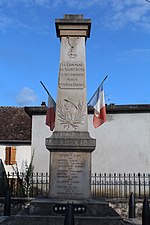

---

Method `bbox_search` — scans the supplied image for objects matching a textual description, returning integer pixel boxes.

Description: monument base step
[28,198,120,217]
[1,215,132,225]
[1,198,133,225]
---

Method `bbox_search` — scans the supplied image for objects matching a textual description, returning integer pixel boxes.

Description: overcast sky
[0,0,150,106]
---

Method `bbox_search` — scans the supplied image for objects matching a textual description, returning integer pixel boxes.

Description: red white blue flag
[46,94,56,131]
[88,78,107,128]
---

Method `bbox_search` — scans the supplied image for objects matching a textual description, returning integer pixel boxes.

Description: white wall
[89,113,150,173]
[31,115,52,173]
[31,112,150,174]
[0,144,31,174]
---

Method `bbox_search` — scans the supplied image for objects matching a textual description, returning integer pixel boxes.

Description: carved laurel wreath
[57,100,85,130]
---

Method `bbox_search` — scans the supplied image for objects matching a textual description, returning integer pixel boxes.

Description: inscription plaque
[59,61,85,89]
[50,152,91,199]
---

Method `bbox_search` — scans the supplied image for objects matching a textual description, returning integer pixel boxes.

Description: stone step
[28,198,120,217]
[0,215,130,225]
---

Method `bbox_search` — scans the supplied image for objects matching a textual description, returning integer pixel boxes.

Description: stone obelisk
[18,15,125,225]
[46,14,96,199]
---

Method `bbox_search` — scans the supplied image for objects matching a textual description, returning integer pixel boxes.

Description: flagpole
[40,81,50,96]
[101,75,108,84]
[88,75,108,105]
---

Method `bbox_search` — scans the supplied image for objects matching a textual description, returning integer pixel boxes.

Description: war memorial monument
[3,15,130,225]
[46,14,96,200]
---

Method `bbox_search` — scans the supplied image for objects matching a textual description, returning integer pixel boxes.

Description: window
[5,147,16,165]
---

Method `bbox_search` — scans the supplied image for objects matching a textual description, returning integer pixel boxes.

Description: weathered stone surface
[46,131,96,152]
[49,151,91,199]
[46,14,96,199]
[0,215,130,225]
[28,198,120,217]
[2,199,132,225]
[54,16,91,132]
[55,36,88,132]
[55,14,91,38]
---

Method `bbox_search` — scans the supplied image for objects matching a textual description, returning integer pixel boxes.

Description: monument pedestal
[6,198,130,225]
[46,131,96,199]
[46,131,96,152]
[28,198,122,217]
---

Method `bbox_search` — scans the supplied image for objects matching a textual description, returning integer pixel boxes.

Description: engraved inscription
[56,153,85,198]
[59,61,85,89]
[49,138,88,146]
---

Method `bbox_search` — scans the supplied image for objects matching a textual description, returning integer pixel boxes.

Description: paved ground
[123,218,142,225]
[0,216,142,225]
[0,216,9,224]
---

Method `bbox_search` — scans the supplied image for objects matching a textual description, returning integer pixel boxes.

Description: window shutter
[10,147,16,165]
[5,146,16,165]
[5,147,11,165]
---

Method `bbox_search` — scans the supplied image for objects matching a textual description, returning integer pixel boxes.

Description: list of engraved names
[56,152,85,198]
[59,61,85,89]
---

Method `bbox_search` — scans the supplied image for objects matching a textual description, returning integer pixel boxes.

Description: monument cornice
[46,131,96,152]
[55,14,91,38]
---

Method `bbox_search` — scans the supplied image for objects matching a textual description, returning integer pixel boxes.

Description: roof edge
[0,140,31,145]
[88,104,150,114]
[24,106,47,117]
[25,104,150,116]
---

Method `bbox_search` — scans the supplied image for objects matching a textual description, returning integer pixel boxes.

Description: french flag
[88,78,107,128]
[46,94,56,131]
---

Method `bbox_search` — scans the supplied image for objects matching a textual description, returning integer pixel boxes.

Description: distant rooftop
[0,104,150,144]
[0,107,31,143]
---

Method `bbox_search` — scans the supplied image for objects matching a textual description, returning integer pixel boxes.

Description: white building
[0,107,32,174]
[1,104,150,174]
[24,104,150,174]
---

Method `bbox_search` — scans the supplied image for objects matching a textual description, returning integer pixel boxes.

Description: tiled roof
[0,107,31,142]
